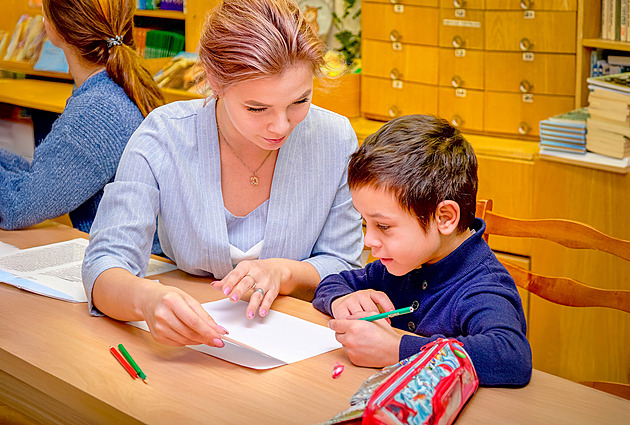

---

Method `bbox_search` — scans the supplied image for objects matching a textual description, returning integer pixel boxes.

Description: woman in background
[83,0,363,348]
[0,0,163,253]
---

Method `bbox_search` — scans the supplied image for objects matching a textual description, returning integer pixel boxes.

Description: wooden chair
[476,199,630,400]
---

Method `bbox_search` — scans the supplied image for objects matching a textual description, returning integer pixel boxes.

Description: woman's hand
[215,259,292,319]
[331,290,396,320]
[141,283,229,347]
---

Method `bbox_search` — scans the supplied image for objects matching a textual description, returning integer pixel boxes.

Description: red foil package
[363,338,479,425]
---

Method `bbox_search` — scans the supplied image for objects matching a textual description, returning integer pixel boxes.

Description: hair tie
[106,35,123,48]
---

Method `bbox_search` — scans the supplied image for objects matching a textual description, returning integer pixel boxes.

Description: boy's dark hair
[348,114,478,233]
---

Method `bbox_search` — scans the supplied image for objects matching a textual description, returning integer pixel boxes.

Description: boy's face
[352,186,447,276]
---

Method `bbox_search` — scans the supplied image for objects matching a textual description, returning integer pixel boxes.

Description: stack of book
[539,108,588,154]
[586,72,630,159]
[2,14,46,63]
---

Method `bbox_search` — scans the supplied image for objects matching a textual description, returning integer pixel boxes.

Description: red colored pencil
[110,346,138,379]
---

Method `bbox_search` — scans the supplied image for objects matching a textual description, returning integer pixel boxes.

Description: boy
[313,115,532,386]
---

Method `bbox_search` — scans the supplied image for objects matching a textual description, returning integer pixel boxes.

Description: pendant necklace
[217,126,273,186]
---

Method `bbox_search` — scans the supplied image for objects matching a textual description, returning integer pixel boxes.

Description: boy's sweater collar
[404,218,490,290]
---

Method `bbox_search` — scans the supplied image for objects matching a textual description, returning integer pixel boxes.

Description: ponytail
[43,0,164,117]
[106,43,164,117]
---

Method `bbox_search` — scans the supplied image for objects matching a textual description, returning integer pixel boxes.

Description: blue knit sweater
[313,218,532,386]
[0,71,143,234]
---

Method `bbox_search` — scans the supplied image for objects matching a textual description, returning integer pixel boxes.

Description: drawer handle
[389,105,401,118]
[518,122,531,135]
[520,0,533,10]
[519,79,533,93]
[453,0,465,7]
[390,68,402,80]
[451,75,463,88]
[390,30,402,42]
[390,0,399,3]
[452,115,463,128]
[519,38,532,51]
[452,35,465,49]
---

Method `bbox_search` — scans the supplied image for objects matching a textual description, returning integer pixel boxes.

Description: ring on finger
[253,287,266,297]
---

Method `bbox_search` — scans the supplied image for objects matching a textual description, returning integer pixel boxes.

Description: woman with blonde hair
[0,0,163,253]
[83,0,363,347]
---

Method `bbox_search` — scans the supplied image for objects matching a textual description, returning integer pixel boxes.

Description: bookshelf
[576,0,630,107]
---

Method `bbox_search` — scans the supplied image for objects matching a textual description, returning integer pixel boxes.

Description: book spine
[622,0,627,41]
[602,0,609,39]
[615,0,622,41]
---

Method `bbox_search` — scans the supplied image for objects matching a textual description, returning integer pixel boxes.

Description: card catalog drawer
[485,0,576,11]
[484,91,575,137]
[369,0,438,6]
[485,11,576,53]
[438,48,485,89]
[363,3,439,45]
[439,8,484,49]
[439,0,485,9]
[485,52,575,96]
[362,76,438,120]
[438,87,484,132]
[363,40,438,84]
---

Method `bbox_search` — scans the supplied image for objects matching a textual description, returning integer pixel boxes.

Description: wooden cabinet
[363,0,582,139]
[362,0,439,121]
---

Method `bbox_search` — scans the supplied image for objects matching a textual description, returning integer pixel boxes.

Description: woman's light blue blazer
[82,99,364,314]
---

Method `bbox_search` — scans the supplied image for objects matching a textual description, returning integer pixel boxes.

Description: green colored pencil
[118,343,148,383]
[359,306,414,322]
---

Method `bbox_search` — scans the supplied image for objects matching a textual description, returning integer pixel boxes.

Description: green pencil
[118,343,148,383]
[359,306,414,322]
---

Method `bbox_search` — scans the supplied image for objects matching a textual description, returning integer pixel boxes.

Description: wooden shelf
[0,79,72,114]
[582,38,630,52]
[134,10,185,20]
[0,59,72,81]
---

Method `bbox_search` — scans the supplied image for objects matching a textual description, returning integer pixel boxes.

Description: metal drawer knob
[390,68,402,80]
[454,0,465,8]
[452,35,465,49]
[520,0,533,10]
[389,105,401,118]
[390,29,402,42]
[519,38,532,51]
[519,79,533,93]
[451,75,463,88]
[452,115,463,128]
[518,122,531,135]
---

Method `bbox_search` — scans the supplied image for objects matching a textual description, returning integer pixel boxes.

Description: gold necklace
[217,126,273,186]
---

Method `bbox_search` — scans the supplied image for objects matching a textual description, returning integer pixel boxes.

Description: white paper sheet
[0,238,177,302]
[129,298,342,369]
[0,241,19,256]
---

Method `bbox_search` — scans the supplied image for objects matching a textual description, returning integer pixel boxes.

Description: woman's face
[218,62,313,151]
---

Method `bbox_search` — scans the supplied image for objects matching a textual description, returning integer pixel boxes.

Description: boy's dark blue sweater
[313,218,532,386]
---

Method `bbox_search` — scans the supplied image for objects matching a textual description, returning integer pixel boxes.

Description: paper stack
[539,108,588,154]
[586,72,630,159]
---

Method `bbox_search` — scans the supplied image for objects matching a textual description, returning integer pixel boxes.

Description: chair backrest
[476,199,630,399]
[476,199,630,313]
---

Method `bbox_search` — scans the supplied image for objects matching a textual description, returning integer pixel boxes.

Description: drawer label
[394,4,404,13]
[443,19,481,28]
[522,94,534,103]
[522,52,534,61]
[455,49,466,57]
[524,11,535,19]
[456,88,467,97]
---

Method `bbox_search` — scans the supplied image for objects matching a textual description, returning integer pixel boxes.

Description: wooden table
[1,224,629,424]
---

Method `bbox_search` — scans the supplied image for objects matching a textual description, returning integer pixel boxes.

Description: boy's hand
[328,317,401,367]
[331,290,396,319]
